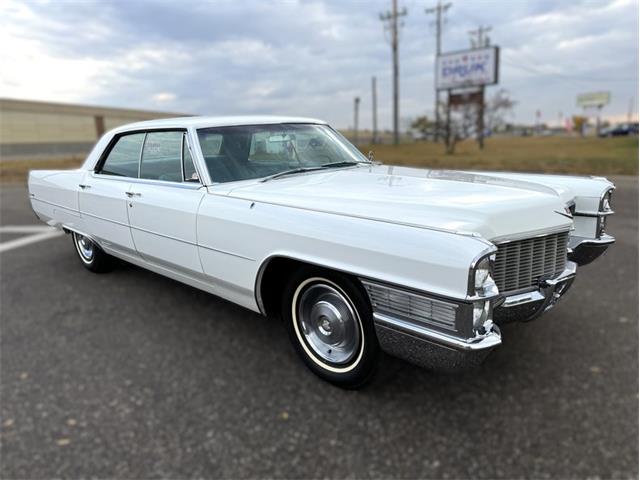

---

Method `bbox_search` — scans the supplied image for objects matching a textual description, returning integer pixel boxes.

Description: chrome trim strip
[568,233,615,249]
[502,290,545,308]
[130,225,197,246]
[491,225,572,245]
[544,261,577,286]
[466,246,498,298]
[180,133,186,182]
[573,210,615,218]
[599,185,616,211]
[138,132,147,179]
[187,126,214,186]
[198,243,255,261]
[30,197,81,215]
[61,225,100,246]
[80,211,130,228]
[91,173,203,190]
[373,312,502,351]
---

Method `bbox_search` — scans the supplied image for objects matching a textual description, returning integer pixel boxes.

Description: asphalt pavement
[1,177,637,479]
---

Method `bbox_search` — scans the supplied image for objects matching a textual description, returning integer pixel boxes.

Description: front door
[126,131,205,275]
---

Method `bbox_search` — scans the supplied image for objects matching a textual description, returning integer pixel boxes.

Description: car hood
[222,165,573,240]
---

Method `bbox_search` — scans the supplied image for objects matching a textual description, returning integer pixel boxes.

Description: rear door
[127,131,205,275]
[79,132,143,256]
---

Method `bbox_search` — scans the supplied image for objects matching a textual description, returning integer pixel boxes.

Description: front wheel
[282,268,380,388]
[71,232,115,273]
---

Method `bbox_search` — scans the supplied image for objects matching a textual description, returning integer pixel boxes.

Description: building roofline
[0,97,190,119]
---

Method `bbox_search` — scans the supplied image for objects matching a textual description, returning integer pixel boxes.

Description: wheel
[281,267,380,388]
[71,232,115,273]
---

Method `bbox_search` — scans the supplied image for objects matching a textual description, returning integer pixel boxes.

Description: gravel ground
[1,178,637,479]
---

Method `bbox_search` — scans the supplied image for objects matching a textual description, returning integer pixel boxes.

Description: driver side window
[140,131,183,182]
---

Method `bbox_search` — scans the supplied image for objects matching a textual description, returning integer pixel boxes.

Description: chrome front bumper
[364,261,578,371]
[493,261,577,324]
[373,313,501,372]
[568,234,615,266]
[362,280,502,372]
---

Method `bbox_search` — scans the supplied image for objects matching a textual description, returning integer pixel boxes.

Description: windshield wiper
[260,161,366,183]
[260,167,325,182]
[320,161,363,168]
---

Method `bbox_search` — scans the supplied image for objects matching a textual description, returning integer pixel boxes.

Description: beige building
[0,98,189,158]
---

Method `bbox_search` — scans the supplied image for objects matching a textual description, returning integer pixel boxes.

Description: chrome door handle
[79,184,91,189]
[125,191,141,197]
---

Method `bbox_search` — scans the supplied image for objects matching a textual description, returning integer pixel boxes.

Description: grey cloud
[3,0,638,127]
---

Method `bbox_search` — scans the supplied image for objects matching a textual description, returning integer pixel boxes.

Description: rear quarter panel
[28,170,86,231]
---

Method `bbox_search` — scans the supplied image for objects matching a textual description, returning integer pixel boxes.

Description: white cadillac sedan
[28,116,615,388]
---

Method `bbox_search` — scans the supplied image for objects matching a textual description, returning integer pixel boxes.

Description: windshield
[196,123,369,183]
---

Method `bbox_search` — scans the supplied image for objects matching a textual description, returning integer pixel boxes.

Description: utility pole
[468,25,492,48]
[380,0,407,145]
[425,1,451,143]
[468,25,491,149]
[353,96,361,145]
[371,76,378,144]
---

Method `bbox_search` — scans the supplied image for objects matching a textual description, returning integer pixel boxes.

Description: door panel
[78,175,137,255]
[127,183,205,274]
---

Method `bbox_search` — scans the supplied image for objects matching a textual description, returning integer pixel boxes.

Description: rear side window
[100,133,145,177]
[140,131,183,182]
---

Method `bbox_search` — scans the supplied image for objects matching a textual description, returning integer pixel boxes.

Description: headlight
[474,257,491,290]
[600,188,614,213]
[470,253,499,297]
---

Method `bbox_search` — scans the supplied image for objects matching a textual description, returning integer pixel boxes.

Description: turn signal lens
[473,300,490,331]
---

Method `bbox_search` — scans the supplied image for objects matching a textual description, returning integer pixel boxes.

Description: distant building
[0,98,189,158]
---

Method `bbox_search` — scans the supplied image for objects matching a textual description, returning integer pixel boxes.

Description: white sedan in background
[28,116,615,388]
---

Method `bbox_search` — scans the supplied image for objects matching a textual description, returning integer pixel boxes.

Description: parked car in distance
[599,122,639,137]
[28,116,616,388]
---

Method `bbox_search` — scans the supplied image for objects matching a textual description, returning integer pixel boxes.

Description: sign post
[577,92,611,137]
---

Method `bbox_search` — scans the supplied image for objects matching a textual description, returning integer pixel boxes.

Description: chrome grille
[493,231,569,292]
[362,281,457,331]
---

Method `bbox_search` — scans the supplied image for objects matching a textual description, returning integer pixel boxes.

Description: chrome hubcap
[75,234,94,260]
[297,283,360,365]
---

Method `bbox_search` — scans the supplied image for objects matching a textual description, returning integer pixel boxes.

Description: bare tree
[484,89,517,134]
[444,89,516,154]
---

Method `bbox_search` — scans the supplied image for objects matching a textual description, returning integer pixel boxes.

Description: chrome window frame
[92,127,205,188]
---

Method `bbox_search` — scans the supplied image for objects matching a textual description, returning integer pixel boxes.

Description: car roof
[112,115,329,132]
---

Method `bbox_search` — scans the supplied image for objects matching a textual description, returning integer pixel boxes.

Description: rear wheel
[71,232,115,273]
[282,267,380,388]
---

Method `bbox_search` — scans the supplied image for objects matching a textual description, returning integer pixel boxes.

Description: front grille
[493,231,569,293]
[362,281,458,331]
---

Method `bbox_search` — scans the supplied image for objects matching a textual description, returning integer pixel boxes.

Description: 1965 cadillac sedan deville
[28,116,615,387]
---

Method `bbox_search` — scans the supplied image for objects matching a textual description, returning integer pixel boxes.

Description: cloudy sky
[1,0,638,128]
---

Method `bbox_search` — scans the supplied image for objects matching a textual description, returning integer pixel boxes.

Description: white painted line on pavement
[0,225,56,234]
[0,229,64,253]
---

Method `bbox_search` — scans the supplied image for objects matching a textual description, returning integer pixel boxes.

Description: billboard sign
[449,90,483,107]
[576,91,610,108]
[436,46,499,90]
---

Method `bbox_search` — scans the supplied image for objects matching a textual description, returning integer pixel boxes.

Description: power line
[504,60,636,82]
[425,1,451,143]
[380,0,407,145]
[468,25,491,48]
